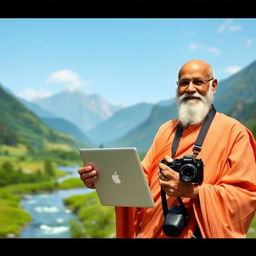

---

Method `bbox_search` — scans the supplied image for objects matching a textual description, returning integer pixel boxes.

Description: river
[18,166,91,238]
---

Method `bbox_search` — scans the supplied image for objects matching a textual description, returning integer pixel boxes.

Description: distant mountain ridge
[108,104,177,152]
[87,103,154,146]
[41,117,91,146]
[20,99,57,118]
[20,98,91,146]
[214,60,256,112]
[34,90,122,132]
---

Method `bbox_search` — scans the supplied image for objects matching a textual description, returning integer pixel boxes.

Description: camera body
[161,155,204,183]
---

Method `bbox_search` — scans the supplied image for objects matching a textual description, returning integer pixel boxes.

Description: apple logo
[112,171,121,184]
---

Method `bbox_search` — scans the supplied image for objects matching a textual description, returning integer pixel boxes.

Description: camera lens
[179,164,197,182]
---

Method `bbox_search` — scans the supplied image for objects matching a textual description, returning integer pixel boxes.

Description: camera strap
[161,104,216,224]
[192,105,216,157]
[172,104,216,158]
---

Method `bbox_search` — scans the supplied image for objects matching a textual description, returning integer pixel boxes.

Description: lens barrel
[179,163,197,182]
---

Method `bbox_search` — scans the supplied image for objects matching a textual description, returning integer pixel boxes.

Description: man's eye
[194,80,204,85]
[180,80,189,86]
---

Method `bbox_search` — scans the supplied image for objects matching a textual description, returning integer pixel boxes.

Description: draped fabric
[115,112,256,238]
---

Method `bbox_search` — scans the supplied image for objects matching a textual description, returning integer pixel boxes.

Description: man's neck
[182,121,203,130]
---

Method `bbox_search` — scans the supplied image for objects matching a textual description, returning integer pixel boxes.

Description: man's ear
[211,79,218,94]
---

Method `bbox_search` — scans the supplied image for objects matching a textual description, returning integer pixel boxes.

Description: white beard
[176,86,214,126]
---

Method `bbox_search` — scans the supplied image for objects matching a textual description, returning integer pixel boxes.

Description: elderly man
[78,60,256,238]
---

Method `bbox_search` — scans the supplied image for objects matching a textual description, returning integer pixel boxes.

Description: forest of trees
[0,159,55,186]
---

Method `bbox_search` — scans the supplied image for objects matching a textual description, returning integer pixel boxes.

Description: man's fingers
[78,165,93,174]
[164,155,173,163]
[158,171,169,181]
[83,176,97,184]
[159,162,178,180]
[80,170,97,180]
[77,164,98,190]
[159,163,169,171]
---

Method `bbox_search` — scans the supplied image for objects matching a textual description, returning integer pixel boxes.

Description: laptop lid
[79,147,155,208]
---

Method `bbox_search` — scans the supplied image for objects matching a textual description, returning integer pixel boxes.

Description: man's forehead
[179,70,205,79]
[179,76,204,80]
[179,65,210,79]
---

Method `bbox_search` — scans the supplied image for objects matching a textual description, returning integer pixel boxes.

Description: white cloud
[188,43,220,55]
[46,69,87,91]
[207,47,220,55]
[188,43,199,50]
[217,20,232,33]
[16,88,53,101]
[244,38,253,46]
[229,25,242,31]
[224,66,242,75]
[217,19,242,33]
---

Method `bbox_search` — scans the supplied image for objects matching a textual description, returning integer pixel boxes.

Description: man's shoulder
[215,112,247,132]
[153,119,179,141]
[216,112,241,124]
[158,119,178,132]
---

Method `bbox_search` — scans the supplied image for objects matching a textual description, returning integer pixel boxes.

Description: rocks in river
[6,233,16,238]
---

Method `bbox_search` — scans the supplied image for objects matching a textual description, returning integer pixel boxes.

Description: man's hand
[78,163,98,189]
[158,155,199,199]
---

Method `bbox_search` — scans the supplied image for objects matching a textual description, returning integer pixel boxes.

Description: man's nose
[185,81,197,92]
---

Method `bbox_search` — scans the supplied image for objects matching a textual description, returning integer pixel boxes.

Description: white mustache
[178,92,206,104]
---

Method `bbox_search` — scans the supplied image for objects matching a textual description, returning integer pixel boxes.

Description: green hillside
[228,99,256,135]
[214,60,256,113]
[41,117,91,146]
[109,104,177,154]
[0,84,78,150]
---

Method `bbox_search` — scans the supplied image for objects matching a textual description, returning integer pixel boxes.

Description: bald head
[178,60,214,80]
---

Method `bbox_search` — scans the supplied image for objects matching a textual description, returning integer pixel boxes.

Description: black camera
[161,155,203,237]
[161,155,204,183]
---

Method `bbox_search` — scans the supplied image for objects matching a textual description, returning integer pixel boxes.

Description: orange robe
[115,112,256,238]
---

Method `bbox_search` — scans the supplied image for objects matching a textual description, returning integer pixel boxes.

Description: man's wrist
[190,185,199,199]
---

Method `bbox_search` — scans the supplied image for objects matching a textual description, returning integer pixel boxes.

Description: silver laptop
[79,147,155,208]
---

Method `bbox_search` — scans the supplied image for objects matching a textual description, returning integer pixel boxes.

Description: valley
[0,59,256,238]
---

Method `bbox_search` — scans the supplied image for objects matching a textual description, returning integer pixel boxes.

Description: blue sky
[1,18,256,106]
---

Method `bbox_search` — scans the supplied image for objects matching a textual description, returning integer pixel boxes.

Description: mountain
[34,90,122,132]
[214,60,256,113]
[156,98,175,106]
[41,117,91,146]
[20,98,57,118]
[87,103,154,146]
[110,59,256,153]
[0,84,78,149]
[109,104,177,153]
[228,99,256,122]
[20,98,91,146]
[228,99,256,135]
